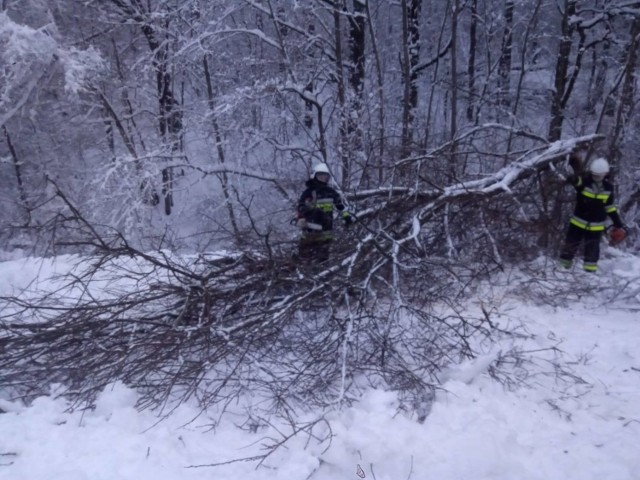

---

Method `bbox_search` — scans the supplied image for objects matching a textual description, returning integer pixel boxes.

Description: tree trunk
[203,55,241,240]
[139,18,182,215]
[400,0,422,158]
[449,0,459,178]
[303,17,316,129]
[498,0,514,107]
[586,41,608,116]
[105,119,115,163]
[333,1,350,188]
[607,15,640,162]
[2,126,29,220]
[548,0,576,142]
[347,0,366,161]
[511,0,542,118]
[466,0,478,122]
[364,0,386,186]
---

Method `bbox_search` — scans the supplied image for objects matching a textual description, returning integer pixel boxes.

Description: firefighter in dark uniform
[559,157,627,273]
[296,163,353,263]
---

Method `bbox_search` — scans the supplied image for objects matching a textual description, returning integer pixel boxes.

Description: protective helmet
[589,157,610,177]
[312,163,330,177]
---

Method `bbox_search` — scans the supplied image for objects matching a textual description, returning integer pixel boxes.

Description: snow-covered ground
[1,248,639,480]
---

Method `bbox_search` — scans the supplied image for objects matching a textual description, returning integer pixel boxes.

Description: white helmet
[589,157,610,176]
[312,163,330,177]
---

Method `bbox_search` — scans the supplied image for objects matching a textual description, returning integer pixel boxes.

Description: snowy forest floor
[1,248,639,480]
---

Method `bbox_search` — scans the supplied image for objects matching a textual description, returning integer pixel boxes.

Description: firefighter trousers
[298,232,332,264]
[559,223,602,272]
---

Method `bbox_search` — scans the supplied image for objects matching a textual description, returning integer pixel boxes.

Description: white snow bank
[0,252,639,479]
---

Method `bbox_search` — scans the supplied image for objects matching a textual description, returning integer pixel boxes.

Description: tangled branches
[0,212,493,417]
[0,132,603,418]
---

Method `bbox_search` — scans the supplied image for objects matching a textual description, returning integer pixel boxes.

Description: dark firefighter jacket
[568,174,623,231]
[297,178,349,237]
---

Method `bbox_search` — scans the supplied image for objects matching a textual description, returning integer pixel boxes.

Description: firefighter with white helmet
[296,162,353,263]
[559,157,628,272]
[589,158,609,181]
[311,163,331,177]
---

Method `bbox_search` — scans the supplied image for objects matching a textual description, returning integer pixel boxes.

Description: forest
[1,0,639,418]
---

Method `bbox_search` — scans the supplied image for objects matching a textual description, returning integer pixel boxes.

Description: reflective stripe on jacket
[569,174,623,231]
[297,178,346,234]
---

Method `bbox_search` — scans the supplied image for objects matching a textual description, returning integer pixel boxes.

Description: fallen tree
[0,129,603,418]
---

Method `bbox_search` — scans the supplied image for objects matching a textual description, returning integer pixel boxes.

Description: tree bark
[498,1,514,107]
[364,0,386,186]
[347,0,366,160]
[400,0,422,157]
[333,1,350,188]
[142,22,181,215]
[449,0,459,178]
[548,0,577,142]
[203,55,241,240]
[2,126,29,219]
[607,15,640,162]
[466,0,478,122]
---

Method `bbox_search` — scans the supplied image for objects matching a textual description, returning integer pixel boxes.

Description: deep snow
[0,248,639,480]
